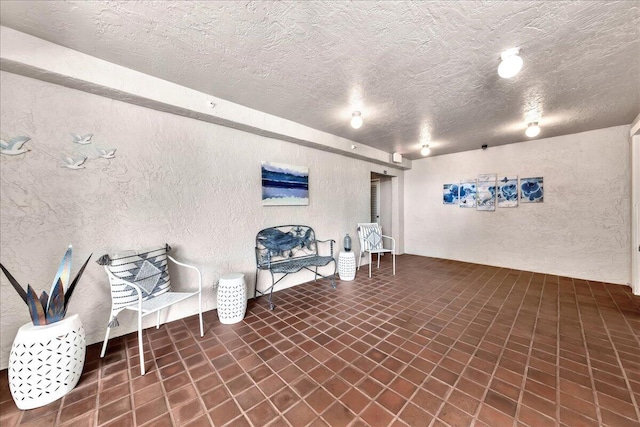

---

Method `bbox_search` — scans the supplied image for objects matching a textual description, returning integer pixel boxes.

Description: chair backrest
[97,244,172,311]
[255,225,317,267]
[357,223,383,251]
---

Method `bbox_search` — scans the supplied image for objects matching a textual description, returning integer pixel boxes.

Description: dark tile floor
[1,255,640,426]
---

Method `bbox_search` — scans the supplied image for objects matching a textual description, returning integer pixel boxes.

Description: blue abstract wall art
[261,161,309,206]
[497,176,518,208]
[443,184,459,204]
[459,180,477,208]
[476,173,497,211]
[520,177,544,203]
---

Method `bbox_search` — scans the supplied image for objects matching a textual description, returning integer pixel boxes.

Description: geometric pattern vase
[216,273,247,325]
[8,313,86,410]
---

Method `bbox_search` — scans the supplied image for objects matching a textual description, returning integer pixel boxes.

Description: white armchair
[357,223,396,278]
[97,244,203,375]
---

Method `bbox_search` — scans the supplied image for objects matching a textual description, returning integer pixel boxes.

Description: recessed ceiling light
[498,48,523,79]
[525,122,541,138]
[350,111,363,129]
[421,144,431,156]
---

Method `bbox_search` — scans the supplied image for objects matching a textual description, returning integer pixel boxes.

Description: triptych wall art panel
[458,180,477,208]
[520,177,544,203]
[443,175,543,209]
[443,184,459,205]
[497,176,518,208]
[261,161,309,206]
[476,174,497,211]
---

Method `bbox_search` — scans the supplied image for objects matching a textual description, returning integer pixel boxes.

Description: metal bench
[254,225,337,310]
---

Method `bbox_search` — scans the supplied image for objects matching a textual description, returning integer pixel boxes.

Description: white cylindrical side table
[338,251,356,281]
[216,273,247,324]
[9,314,86,410]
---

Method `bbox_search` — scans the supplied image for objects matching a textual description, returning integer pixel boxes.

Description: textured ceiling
[1,1,638,159]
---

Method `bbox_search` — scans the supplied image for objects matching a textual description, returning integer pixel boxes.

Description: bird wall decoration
[61,155,87,170]
[0,136,30,155]
[97,148,116,159]
[71,133,93,144]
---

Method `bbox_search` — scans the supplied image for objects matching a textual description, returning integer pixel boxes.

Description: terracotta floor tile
[4,256,640,426]
[284,401,316,427]
[208,399,241,426]
[58,396,97,424]
[398,402,434,426]
[97,396,131,425]
[437,402,474,427]
[247,400,279,426]
[235,386,266,411]
[321,401,356,427]
[306,387,334,414]
[360,401,394,427]
[100,413,133,427]
[134,397,168,426]
[271,387,298,412]
[173,399,204,425]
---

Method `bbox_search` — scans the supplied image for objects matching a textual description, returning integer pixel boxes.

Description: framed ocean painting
[497,176,518,208]
[476,173,497,211]
[520,177,544,203]
[261,162,309,206]
[459,179,477,208]
[443,184,459,204]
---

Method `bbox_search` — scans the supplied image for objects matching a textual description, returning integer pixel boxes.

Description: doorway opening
[371,172,392,236]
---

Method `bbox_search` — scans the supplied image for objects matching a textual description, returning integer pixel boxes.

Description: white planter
[217,273,247,324]
[8,314,86,410]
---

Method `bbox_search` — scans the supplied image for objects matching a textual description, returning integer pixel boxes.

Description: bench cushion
[256,225,318,267]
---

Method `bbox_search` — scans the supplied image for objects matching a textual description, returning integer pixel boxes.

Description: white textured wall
[0,71,391,368]
[405,125,631,285]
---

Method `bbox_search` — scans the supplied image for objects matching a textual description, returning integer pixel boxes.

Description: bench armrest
[255,247,272,269]
[314,239,336,257]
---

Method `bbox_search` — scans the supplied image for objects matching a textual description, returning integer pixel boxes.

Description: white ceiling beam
[0,26,411,170]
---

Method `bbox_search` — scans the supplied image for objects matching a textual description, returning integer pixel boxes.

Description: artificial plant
[1,245,92,325]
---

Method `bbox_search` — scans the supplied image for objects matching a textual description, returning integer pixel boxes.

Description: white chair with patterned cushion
[97,244,203,375]
[357,223,396,278]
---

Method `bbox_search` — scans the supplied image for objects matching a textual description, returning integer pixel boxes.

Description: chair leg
[156,311,161,329]
[377,253,381,269]
[138,313,145,376]
[368,252,372,278]
[198,291,204,337]
[393,252,396,275]
[357,250,362,270]
[100,326,111,358]
[254,269,259,298]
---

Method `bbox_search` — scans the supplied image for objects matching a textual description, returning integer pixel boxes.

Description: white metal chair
[357,223,396,278]
[97,244,203,375]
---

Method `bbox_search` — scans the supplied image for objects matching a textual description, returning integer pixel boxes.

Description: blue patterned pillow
[99,245,172,312]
